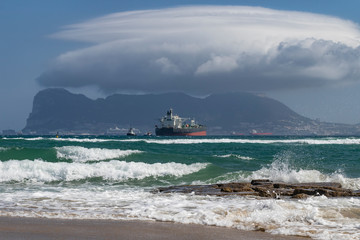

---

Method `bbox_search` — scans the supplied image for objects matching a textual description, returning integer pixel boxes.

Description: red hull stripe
[251,133,272,135]
[180,131,207,136]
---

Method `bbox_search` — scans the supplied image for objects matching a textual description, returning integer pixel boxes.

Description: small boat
[126,128,136,136]
[250,130,272,136]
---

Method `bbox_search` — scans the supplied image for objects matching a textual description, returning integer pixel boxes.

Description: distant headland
[20,88,360,136]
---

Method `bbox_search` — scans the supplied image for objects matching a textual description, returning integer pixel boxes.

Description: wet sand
[0,216,308,240]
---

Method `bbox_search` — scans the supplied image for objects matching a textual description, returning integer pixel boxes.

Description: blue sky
[1,0,360,131]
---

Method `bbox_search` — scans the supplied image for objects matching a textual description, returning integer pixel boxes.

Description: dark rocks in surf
[156,179,360,199]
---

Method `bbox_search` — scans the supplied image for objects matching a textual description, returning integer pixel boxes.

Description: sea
[0,135,359,239]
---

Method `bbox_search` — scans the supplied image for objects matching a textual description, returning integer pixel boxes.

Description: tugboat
[250,129,272,136]
[155,109,206,136]
[126,127,136,136]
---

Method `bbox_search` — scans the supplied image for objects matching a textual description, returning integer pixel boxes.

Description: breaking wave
[1,137,119,142]
[2,137,45,141]
[0,159,208,183]
[216,159,360,190]
[4,137,360,145]
[0,147,9,152]
[214,154,254,160]
[120,137,360,145]
[50,137,116,142]
[55,146,142,162]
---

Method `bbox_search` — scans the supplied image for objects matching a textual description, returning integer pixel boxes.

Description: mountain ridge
[23,88,360,135]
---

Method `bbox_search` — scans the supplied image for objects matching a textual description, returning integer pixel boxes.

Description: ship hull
[251,133,272,136]
[155,127,206,136]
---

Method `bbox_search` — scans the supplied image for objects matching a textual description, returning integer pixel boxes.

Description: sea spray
[201,151,360,190]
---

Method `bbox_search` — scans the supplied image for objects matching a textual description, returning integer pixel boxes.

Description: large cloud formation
[38,6,360,94]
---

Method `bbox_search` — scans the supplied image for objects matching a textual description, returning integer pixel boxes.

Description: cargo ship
[155,109,206,136]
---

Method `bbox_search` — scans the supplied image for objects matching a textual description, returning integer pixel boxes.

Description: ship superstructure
[126,127,136,136]
[155,109,206,136]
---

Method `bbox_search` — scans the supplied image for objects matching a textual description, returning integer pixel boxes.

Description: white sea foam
[0,187,359,240]
[120,137,360,145]
[220,159,360,190]
[215,154,254,160]
[55,146,142,162]
[5,136,360,145]
[0,147,9,152]
[0,159,208,183]
[50,137,117,142]
[2,137,120,142]
[122,138,268,144]
[3,137,45,141]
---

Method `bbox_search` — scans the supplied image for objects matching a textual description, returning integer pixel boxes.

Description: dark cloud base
[37,40,360,94]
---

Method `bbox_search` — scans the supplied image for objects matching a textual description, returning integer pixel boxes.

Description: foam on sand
[1,187,359,240]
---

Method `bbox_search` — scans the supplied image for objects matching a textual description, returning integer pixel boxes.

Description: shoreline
[0,216,308,240]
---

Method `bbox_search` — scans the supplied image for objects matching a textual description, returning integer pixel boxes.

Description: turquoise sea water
[0,136,359,239]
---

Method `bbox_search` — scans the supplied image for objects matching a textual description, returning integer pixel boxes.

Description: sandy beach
[0,217,308,240]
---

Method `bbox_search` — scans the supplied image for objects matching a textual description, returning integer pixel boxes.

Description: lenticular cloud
[38,6,360,94]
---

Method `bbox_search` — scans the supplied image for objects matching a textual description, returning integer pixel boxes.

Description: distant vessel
[250,129,272,136]
[155,109,206,136]
[126,128,136,136]
[144,132,152,136]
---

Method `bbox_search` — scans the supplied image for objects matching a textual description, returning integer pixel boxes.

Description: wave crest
[0,159,208,183]
[55,146,142,162]
[215,154,254,160]
[231,160,360,190]
[121,137,360,145]
[5,137,360,145]
[0,147,9,152]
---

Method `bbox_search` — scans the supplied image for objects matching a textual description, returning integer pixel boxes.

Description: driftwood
[156,179,360,199]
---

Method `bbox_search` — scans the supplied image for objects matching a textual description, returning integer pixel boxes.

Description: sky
[1,0,360,131]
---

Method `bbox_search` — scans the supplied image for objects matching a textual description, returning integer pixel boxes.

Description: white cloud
[38,6,360,94]
[154,57,181,74]
[196,55,239,75]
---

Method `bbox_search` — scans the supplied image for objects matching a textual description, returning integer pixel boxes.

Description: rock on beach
[156,179,360,199]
